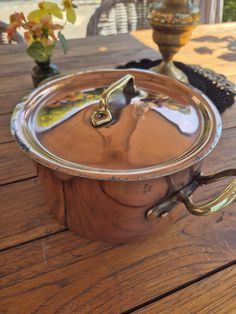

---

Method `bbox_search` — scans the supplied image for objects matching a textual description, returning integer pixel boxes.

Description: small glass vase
[31,60,60,88]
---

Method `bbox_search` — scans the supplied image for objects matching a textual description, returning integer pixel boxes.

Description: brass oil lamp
[148,0,200,83]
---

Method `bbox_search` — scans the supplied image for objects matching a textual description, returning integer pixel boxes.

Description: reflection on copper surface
[36,88,104,131]
[153,106,199,135]
[36,86,203,170]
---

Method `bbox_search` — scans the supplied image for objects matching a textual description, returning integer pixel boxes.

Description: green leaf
[27,41,49,62]
[44,43,55,56]
[58,31,68,54]
[66,7,76,24]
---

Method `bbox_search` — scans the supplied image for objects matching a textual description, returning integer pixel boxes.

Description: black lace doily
[117,59,236,114]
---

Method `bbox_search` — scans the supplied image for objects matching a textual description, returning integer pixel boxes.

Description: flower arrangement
[7,1,77,63]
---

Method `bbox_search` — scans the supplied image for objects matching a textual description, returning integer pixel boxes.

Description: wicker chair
[86,0,152,37]
[0,21,24,45]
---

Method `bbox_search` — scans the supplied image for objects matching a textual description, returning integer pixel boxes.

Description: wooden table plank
[203,127,236,173]
[0,114,12,144]
[0,200,235,313]
[0,23,236,313]
[0,142,36,185]
[0,91,31,115]
[134,265,236,314]
[0,178,64,250]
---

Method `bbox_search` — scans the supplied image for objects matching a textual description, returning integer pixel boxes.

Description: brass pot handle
[178,169,236,216]
[146,169,236,220]
[91,74,136,126]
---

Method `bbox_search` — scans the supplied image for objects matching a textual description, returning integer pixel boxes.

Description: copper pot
[11,69,236,243]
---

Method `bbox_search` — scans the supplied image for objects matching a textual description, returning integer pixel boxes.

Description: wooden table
[1,23,236,313]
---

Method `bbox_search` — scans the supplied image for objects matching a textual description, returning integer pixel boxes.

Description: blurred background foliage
[224,0,236,21]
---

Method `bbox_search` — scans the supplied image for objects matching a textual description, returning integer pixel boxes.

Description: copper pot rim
[11,68,222,181]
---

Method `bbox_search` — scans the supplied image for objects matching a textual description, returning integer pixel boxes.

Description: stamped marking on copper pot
[143,183,152,194]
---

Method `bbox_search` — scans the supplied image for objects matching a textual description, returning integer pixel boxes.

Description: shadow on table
[192,36,236,62]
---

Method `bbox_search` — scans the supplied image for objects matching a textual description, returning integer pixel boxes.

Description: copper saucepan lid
[11,69,221,181]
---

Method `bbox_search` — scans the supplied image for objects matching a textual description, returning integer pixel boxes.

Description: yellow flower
[62,0,76,24]
[28,1,63,22]
[22,14,63,48]
[8,1,76,61]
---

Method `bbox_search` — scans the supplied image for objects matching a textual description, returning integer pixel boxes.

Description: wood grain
[0,24,236,313]
[134,265,236,314]
[0,178,64,250]
[0,114,12,144]
[0,90,31,115]
[0,201,235,313]
[203,127,236,174]
[0,142,36,185]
